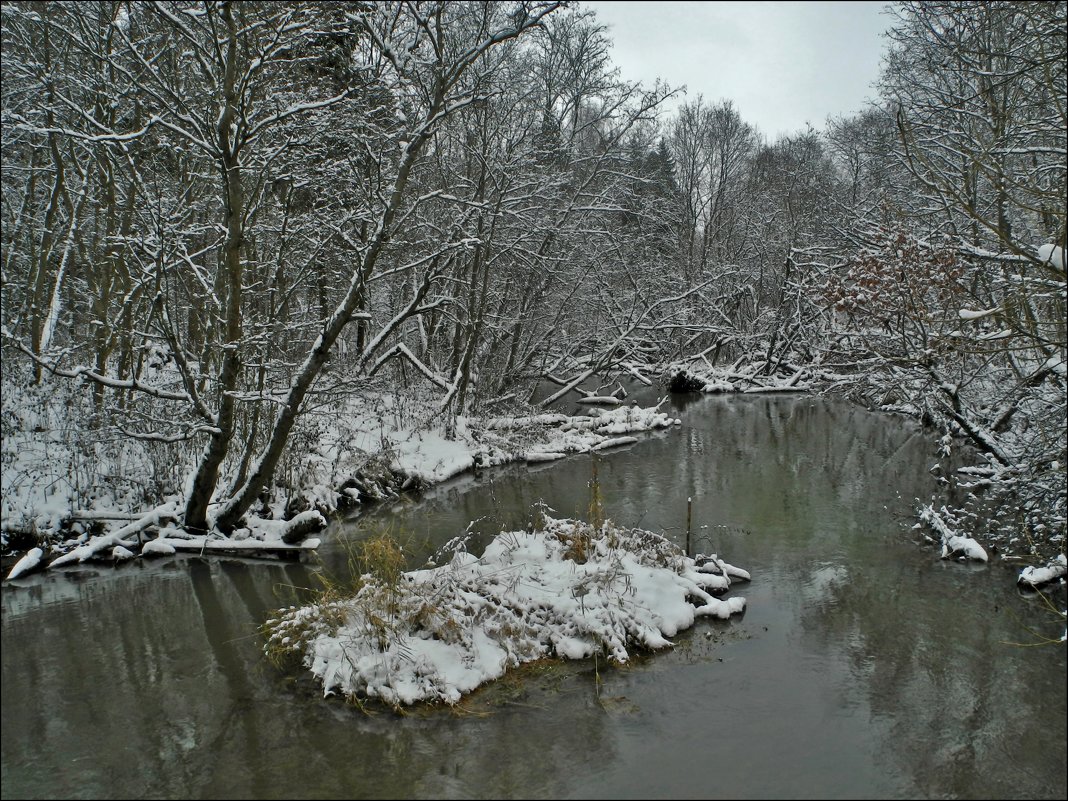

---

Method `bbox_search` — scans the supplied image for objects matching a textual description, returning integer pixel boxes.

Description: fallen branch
[49,503,178,568]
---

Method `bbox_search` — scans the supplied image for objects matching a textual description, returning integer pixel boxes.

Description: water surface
[2,395,1065,799]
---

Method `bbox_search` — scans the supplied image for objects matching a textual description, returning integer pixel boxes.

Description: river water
[2,395,1065,799]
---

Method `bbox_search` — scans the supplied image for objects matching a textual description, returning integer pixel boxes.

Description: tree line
[1,1,1064,546]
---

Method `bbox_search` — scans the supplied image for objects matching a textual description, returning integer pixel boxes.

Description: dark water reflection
[2,395,1065,799]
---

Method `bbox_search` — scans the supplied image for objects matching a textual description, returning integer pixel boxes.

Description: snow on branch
[118,424,222,442]
[4,331,203,411]
[919,505,988,562]
[368,344,450,390]
[244,89,354,144]
[957,307,1000,321]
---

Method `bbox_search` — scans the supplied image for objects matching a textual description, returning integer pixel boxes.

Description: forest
[1,0,1064,572]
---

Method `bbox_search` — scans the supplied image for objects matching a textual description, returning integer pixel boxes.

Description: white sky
[580,1,892,139]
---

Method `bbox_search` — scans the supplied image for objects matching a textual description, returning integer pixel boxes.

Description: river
[2,394,1065,799]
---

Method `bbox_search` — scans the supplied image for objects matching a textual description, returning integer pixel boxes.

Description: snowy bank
[4,401,681,579]
[263,516,748,707]
[388,402,680,485]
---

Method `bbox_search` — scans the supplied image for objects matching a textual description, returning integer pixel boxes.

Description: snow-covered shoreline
[3,368,1062,600]
[3,394,681,579]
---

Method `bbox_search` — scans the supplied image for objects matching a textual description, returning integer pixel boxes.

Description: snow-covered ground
[2,378,680,577]
[1,377,171,548]
[264,515,749,707]
[388,402,679,484]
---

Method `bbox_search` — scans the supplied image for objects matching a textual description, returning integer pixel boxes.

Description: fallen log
[157,537,321,560]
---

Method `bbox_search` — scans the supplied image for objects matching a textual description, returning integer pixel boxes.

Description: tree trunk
[184,5,245,533]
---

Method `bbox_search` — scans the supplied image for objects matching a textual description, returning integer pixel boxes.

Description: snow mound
[1018,553,1067,589]
[142,538,177,556]
[264,516,748,707]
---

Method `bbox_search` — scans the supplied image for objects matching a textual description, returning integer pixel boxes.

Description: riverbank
[0,353,811,562]
[1,371,682,577]
[3,361,1064,590]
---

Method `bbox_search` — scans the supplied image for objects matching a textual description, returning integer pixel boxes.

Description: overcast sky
[580,1,892,139]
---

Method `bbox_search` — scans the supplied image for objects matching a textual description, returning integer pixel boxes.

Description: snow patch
[1018,553,1067,589]
[1037,243,1064,271]
[142,538,177,556]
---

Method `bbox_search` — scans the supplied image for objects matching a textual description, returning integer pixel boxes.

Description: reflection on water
[2,395,1065,800]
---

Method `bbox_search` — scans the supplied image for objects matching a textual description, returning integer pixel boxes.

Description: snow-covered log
[5,547,44,581]
[920,505,988,562]
[1018,554,1067,589]
[49,503,178,568]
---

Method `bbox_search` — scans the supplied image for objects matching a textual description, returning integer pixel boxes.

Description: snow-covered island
[263,514,749,707]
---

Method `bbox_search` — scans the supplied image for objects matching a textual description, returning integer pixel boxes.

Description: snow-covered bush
[263,515,748,708]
